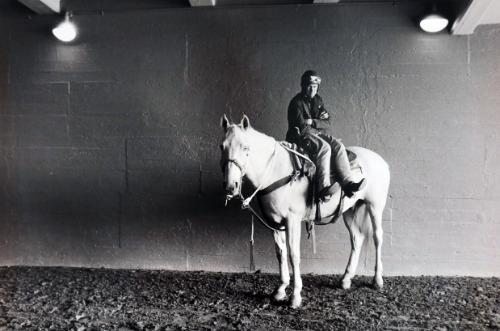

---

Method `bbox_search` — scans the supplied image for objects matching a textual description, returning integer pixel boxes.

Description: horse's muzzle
[224,181,240,201]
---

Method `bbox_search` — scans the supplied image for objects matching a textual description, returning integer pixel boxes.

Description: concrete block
[14,146,125,171]
[369,32,468,66]
[0,83,69,115]
[17,190,120,216]
[127,169,199,195]
[69,113,144,138]
[0,213,20,265]
[13,212,119,266]
[0,115,15,140]
[67,136,125,149]
[16,166,124,194]
[0,114,69,147]
[70,81,148,116]
[126,137,201,172]
[19,118,70,147]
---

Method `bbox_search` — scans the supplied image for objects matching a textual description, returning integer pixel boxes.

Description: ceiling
[4,0,500,35]
[5,0,472,13]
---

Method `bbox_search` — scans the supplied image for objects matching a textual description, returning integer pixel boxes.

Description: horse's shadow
[313,275,344,289]
[354,280,378,289]
[240,290,290,307]
[226,275,381,310]
[237,284,304,307]
[313,275,379,291]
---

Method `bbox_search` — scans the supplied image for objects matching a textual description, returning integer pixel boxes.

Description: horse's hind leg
[341,206,367,290]
[367,203,384,289]
[272,230,289,302]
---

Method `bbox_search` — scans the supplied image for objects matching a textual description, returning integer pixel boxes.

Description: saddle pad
[280,141,315,177]
[340,149,363,184]
[347,149,356,162]
[346,149,361,171]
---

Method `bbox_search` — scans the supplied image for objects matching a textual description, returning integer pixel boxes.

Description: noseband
[224,158,247,177]
[223,142,278,203]
[221,143,250,179]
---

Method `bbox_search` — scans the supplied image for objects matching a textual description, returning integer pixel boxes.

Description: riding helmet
[301,70,322,87]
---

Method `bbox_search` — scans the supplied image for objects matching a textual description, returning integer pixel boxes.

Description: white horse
[220,114,390,309]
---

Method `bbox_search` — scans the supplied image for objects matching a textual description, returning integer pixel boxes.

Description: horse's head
[219,114,252,199]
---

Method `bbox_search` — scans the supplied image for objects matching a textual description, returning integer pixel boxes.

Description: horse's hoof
[289,295,302,309]
[272,289,287,302]
[373,277,383,289]
[341,278,351,290]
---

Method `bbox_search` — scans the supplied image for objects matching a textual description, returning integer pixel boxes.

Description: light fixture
[420,14,449,33]
[419,4,448,34]
[52,12,77,42]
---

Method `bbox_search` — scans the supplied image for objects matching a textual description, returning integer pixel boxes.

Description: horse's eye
[242,146,249,152]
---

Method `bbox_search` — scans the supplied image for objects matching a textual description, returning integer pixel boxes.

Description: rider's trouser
[298,132,331,191]
[314,136,332,191]
[301,132,355,191]
[319,134,355,186]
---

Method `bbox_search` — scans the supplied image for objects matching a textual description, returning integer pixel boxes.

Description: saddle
[281,141,363,195]
[282,142,365,226]
[280,142,316,178]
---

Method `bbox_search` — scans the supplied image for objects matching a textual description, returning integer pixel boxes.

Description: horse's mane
[246,126,277,143]
[226,123,277,146]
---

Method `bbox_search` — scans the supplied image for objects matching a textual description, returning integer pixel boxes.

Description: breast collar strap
[257,172,299,197]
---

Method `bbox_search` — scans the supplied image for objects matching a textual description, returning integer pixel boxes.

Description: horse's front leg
[287,216,302,308]
[272,230,289,302]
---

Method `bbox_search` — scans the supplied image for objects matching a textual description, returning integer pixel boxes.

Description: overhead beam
[313,0,340,3]
[17,0,60,14]
[452,0,495,35]
[189,0,216,6]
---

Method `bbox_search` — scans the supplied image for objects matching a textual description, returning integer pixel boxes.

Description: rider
[286,70,365,199]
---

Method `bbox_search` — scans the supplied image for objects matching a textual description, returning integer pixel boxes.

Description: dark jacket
[286,93,332,144]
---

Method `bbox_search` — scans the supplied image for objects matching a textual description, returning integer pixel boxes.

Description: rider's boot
[342,178,366,197]
[330,137,366,197]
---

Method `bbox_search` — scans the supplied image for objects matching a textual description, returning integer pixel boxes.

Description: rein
[222,140,293,232]
[232,141,288,232]
[240,142,278,208]
[238,194,285,231]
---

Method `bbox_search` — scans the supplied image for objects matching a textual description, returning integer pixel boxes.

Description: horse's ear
[241,114,251,130]
[221,114,230,131]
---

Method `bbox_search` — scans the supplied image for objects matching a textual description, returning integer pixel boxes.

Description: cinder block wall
[0,2,499,276]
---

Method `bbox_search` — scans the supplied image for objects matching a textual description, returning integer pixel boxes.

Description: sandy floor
[0,267,498,330]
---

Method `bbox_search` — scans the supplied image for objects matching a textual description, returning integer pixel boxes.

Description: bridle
[222,141,285,232]
[223,148,249,178]
[222,142,277,207]
[221,143,250,195]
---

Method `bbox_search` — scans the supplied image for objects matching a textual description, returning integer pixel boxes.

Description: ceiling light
[420,14,449,33]
[52,12,77,42]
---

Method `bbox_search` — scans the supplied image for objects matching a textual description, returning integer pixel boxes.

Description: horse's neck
[245,128,292,189]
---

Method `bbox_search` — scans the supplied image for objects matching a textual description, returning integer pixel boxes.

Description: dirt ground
[0,267,498,330]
